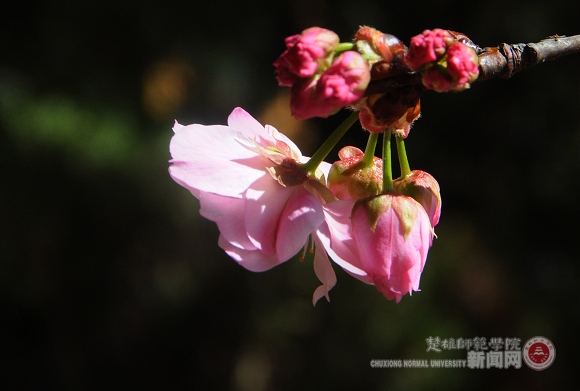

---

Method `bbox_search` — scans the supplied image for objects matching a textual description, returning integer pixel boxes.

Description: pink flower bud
[317,51,370,106]
[327,146,383,200]
[394,170,441,227]
[290,51,370,120]
[290,77,337,119]
[274,27,340,86]
[446,42,479,87]
[351,194,433,302]
[421,42,479,92]
[405,29,455,71]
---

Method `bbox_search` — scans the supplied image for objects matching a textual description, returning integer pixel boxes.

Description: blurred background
[1,0,579,389]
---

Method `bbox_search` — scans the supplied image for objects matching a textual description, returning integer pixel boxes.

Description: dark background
[1,0,579,389]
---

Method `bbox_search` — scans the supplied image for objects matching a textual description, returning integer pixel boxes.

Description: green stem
[361,132,379,167]
[382,132,394,192]
[395,135,411,178]
[335,42,355,55]
[302,111,359,176]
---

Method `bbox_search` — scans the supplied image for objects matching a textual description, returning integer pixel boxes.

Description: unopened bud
[290,51,370,120]
[274,27,340,86]
[393,170,441,227]
[405,29,455,71]
[327,146,383,200]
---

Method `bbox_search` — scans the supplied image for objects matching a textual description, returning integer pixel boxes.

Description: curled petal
[312,234,337,305]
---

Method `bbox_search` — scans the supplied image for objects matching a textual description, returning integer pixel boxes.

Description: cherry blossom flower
[319,194,433,302]
[169,108,337,299]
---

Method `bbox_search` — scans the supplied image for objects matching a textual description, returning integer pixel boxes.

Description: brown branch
[478,34,580,80]
[365,34,580,96]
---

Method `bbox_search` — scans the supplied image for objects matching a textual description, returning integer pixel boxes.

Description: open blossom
[169,107,331,276]
[319,194,433,302]
[290,51,370,120]
[274,27,339,87]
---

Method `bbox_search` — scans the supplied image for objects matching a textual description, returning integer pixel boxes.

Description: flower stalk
[382,132,394,192]
[302,110,359,176]
[362,131,379,167]
[395,135,411,178]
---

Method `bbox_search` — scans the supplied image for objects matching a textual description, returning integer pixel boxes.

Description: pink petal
[218,235,281,272]
[244,174,297,254]
[312,234,337,305]
[198,192,256,251]
[352,196,432,302]
[169,122,268,197]
[318,200,371,283]
[227,107,269,139]
[275,187,325,262]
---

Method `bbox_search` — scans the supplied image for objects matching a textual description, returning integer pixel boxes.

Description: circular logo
[523,337,555,370]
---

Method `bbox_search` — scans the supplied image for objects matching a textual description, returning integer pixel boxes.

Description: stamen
[299,235,315,262]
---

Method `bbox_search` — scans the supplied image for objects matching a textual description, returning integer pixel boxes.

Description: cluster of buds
[406,29,480,92]
[274,27,371,120]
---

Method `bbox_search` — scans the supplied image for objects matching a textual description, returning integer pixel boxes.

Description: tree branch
[365,34,580,96]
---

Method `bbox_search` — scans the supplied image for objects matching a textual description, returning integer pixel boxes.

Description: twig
[478,34,580,80]
[365,34,580,95]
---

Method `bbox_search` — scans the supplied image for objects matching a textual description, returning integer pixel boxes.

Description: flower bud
[394,170,441,227]
[445,42,479,88]
[405,29,455,71]
[317,51,370,105]
[352,193,433,302]
[274,27,340,86]
[290,51,370,120]
[421,42,479,92]
[327,146,383,200]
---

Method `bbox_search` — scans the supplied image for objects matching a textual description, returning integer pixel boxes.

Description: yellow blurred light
[142,59,196,119]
